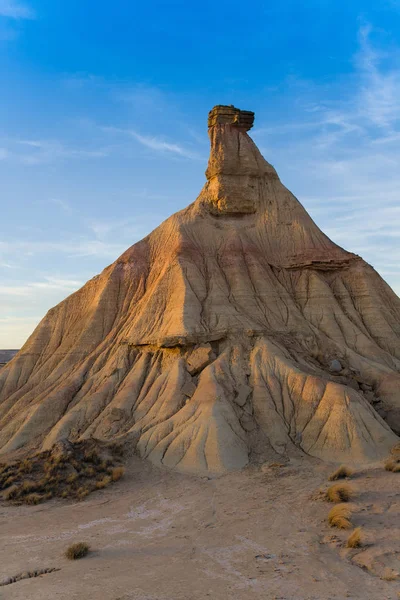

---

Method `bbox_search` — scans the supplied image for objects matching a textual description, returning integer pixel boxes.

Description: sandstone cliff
[1,105,399,474]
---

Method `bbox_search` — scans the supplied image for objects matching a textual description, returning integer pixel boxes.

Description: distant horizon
[1,0,400,347]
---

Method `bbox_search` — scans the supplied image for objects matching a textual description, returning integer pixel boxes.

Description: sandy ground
[0,455,399,600]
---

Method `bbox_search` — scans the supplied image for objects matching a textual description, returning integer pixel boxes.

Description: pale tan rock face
[0,105,399,474]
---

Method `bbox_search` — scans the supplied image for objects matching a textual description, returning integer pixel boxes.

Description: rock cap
[208,105,254,131]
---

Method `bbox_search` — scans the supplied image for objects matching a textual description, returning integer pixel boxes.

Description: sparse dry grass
[326,483,355,503]
[65,542,90,560]
[346,526,363,548]
[328,503,353,529]
[390,443,400,456]
[0,440,125,505]
[24,493,43,505]
[384,456,400,472]
[95,475,111,490]
[381,567,399,581]
[110,466,125,482]
[328,465,354,481]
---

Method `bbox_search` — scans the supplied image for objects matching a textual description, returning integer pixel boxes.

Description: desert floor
[1,454,400,600]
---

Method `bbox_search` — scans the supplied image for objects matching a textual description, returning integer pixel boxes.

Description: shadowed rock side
[0,105,399,474]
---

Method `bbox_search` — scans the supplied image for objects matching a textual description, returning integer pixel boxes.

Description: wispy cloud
[0,0,35,19]
[48,198,72,213]
[0,138,110,165]
[102,125,200,159]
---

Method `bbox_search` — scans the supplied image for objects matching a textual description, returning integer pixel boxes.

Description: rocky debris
[0,105,399,476]
[186,344,215,375]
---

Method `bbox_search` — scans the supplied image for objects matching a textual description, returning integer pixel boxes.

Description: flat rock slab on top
[208,105,255,130]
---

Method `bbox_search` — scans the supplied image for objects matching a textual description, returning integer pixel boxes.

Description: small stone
[187,344,214,375]
[234,384,252,407]
[182,380,196,398]
[329,359,342,373]
[360,383,373,391]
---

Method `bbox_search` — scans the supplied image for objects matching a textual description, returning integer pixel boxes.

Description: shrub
[4,485,18,500]
[18,459,33,474]
[328,504,353,529]
[346,527,363,548]
[390,443,400,456]
[83,467,95,478]
[25,493,43,505]
[65,542,90,560]
[328,466,354,481]
[76,486,90,500]
[110,466,125,482]
[95,476,111,490]
[326,483,354,503]
[385,457,400,472]
[84,449,99,464]
[110,442,124,457]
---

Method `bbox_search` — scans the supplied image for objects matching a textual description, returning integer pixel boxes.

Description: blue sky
[1,0,400,347]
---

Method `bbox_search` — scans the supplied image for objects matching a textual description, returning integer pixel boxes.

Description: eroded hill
[0,105,399,474]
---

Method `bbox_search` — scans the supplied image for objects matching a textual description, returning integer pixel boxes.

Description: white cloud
[0,0,35,19]
[131,131,194,157]
[17,139,109,164]
[0,138,110,165]
[48,198,72,213]
[101,125,200,160]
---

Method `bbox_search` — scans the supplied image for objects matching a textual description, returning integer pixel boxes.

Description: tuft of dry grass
[95,475,111,490]
[76,486,91,500]
[18,459,33,474]
[110,466,125,482]
[381,567,399,581]
[346,527,363,548]
[328,465,354,481]
[326,483,355,503]
[24,493,43,505]
[328,504,353,529]
[4,485,18,501]
[65,542,90,560]
[390,442,400,456]
[83,466,95,478]
[384,457,400,472]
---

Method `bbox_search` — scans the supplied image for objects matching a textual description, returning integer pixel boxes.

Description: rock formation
[0,106,399,474]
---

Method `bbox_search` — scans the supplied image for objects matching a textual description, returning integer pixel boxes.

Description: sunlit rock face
[0,106,399,475]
